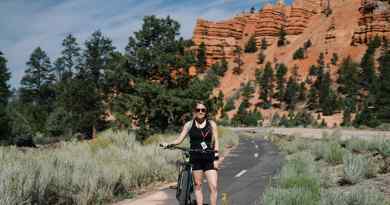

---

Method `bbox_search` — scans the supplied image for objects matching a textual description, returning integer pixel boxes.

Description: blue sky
[0,0,292,87]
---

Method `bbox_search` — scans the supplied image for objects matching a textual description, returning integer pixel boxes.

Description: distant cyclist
[162,100,219,205]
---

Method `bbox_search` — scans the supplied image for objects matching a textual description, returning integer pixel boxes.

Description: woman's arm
[210,120,219,152]
[164,121,192,146]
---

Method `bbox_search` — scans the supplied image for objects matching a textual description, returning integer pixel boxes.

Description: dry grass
[0,127,239,205]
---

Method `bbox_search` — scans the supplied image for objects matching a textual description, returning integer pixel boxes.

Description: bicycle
[160,144,216,205]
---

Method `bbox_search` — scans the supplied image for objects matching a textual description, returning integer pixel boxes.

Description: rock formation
[352,0,390,44]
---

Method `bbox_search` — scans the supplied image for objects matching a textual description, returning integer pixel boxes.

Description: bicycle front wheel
[177,168,191,205]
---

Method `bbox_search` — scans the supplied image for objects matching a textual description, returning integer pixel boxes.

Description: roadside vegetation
[262,131,390,205]
[0,127,238,205]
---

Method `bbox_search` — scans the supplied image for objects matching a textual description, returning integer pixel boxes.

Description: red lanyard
[200,129,209,140]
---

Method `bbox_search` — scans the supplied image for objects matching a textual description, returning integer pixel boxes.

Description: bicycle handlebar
[159,144,216,153]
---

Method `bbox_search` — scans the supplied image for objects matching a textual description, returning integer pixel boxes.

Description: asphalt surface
[201,130,284,205]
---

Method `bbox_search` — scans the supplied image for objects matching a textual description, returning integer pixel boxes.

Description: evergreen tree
[250,6,256,13]
[257,51,266,64]
[275,63,287,102]
[319,72,338,115]
[337,57,360,113]
[53,57,66,82]
[20,47,56,133]
[298,81,306,101]
[233,46,244,74]
[20,47,55,104]
[303,39,312,50]
[317,52,325,69]
[360,38,380,94]
[306,85,318,110]
[223,97,235,112]
[76,30,115,138]
[284,76,299,110]
[353,100,380,128]
[244,35,258,53]
[196,42,207,73]
[277,26,287,47]
[293,47,305,60]
[0,51,11,143]
[126,15,182,81]
[376,51,390,122]
[260,37,268,50]
[61,34,81,78]
[331,53,339,65]
[259,62,273,108]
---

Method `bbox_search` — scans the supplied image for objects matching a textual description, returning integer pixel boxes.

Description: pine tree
[244,35,258,53]
[196,42,207,73]
[61,34,81,78]
[331,53,339,65]
[19,47,56,133]
[337,56,360,113]
[353,100,380,128]
[376,51,390,122]
[53,57,66,82]
[261,37,268,50]
[0,51,11,143]
[284,76,299,110]
[275,63,287,102]
[257,51,266,64]
[233,46,244,74]
[277,26,287,47]
[317,52,325,69]
[20,47,55,103]
[298,81,306,101]
[319,72,338,115]
[76,30,115,138]
[306,86,318,110]
[303,39,312,50]
[293,47,305,60]
[250,6,256,13]
[259,62,274,108]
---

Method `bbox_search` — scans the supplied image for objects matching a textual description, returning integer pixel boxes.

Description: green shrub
[281,139,309,155]
[263,152,320,205]
[263,187,320,205]
[346,186,386,205]
[244,35,258,53]
[377,139,390,157]
[321,187,386,205]
[293,47,305,60]
[342,152,368,184]
[321,190,347,205]
[346,138,370,153]
[324,142,345,165]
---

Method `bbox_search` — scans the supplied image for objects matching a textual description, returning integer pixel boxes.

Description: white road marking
[254,153,259,158]
[235,169,247,178]
[255,145,259,149]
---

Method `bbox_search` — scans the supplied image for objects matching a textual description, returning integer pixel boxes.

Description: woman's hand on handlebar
[160,142,174,149]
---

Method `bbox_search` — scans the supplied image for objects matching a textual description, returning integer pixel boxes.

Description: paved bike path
[205,132,283,205]
[120,130,283,205]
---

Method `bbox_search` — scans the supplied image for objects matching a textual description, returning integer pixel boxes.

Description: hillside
[191,0,390,126]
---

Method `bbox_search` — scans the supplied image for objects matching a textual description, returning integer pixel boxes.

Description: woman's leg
[192,170,204,205]
[205,169,218,205]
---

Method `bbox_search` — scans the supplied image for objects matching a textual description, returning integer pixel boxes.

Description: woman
[162,101,220,205]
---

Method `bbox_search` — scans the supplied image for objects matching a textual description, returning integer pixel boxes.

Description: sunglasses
[196,108,207,113]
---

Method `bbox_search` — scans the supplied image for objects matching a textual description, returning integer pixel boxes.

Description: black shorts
[190,158,217,171]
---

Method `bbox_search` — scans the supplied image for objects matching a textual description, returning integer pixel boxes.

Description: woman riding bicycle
[162,100,219,205]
